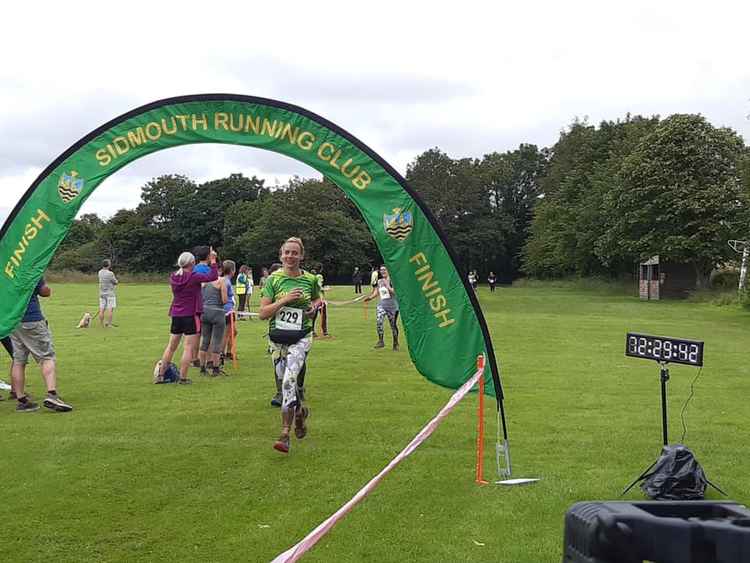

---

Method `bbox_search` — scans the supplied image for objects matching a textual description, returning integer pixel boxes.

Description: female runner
[259,237,321,453]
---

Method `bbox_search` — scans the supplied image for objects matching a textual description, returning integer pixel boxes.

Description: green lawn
[1,283,748,562]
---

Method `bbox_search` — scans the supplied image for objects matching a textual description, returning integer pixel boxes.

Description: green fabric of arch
[0,95,502,397]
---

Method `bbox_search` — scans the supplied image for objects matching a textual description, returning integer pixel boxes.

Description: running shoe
[191,360,201,368]
[43,394,73,412]
[294,406,310,439]
[373,340,385,349]
[16,400,40,413]
[273,434,290,453]
[178,378,193,385]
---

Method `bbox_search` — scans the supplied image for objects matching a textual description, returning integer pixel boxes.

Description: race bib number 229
[275,306,302,330]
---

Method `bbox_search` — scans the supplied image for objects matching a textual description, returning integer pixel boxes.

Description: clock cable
[679,367,703,443]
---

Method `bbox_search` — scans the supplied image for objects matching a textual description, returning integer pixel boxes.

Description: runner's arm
[258,291,299,320]
[363,286,378,302]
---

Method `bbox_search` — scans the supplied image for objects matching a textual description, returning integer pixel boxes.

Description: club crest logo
[383,208,413,241]
[58,170,84,204]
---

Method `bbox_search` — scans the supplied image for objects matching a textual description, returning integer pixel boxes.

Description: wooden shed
[639,256,695,300]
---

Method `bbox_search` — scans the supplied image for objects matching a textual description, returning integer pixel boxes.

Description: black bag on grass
[640,444,708,500]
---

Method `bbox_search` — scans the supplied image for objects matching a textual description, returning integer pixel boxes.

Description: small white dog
[76,312,92,328]
[153,360,164,383]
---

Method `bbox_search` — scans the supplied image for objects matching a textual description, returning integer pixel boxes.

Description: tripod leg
[706,478,728,497]
[621,459,658,496]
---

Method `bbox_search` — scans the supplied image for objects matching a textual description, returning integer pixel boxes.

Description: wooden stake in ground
[229,312,238,369]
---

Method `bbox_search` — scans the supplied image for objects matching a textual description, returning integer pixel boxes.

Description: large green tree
[596,114,748,287]
[223,177,377,279]
[138,173,265,254]
[523,116,660,277]
[406,148,507,277]
[479,144,548,280]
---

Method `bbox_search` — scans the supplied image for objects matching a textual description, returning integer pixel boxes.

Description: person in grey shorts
[98,259,118,328]
[10,278,73,413]
[198,263,229,376]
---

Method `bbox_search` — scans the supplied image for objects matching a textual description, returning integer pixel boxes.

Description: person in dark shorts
[488,271,497,292]
[157,250,218,384]
[352,267,363,294]
[10,278,73,413]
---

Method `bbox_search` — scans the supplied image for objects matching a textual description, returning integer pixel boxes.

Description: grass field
[1,282,748,562]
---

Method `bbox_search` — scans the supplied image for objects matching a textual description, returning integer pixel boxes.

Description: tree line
[53,113,750,286]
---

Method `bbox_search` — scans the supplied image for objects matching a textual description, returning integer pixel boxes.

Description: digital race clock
[625,333,704,366]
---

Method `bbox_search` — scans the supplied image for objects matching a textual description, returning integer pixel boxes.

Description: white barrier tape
[324,295,367,306]
[271,365,485,563]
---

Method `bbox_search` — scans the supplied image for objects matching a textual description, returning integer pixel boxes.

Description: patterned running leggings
[271,335,312,413]
[376,306,399,340]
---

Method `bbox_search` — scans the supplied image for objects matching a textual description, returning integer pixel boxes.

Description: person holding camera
[157,249,218,385]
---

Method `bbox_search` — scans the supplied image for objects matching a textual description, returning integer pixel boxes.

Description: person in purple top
[157,250,219,384]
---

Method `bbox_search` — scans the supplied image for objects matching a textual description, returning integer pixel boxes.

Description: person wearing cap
[157,250,218,384]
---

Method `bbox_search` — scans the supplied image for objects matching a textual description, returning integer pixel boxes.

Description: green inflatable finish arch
[0,94,505,409]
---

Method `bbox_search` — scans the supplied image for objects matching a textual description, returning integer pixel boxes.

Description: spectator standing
[190,246,213,366]
[247,268,255,308]
[1,336,14,401]
[199,263,228,376]
[259,267,269,292]
[488,271,497,292]
[236,265,250,314]
[157,251,218,384]
[10,277,73,412]
[98,259,118,328]
[311,267,329,338]
[352,267,363,294]
[220,261,237,363]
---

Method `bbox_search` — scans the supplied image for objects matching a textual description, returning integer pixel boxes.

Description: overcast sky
[1,1,749,226]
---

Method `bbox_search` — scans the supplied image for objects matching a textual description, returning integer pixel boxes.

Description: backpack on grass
[153,361,180,384]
